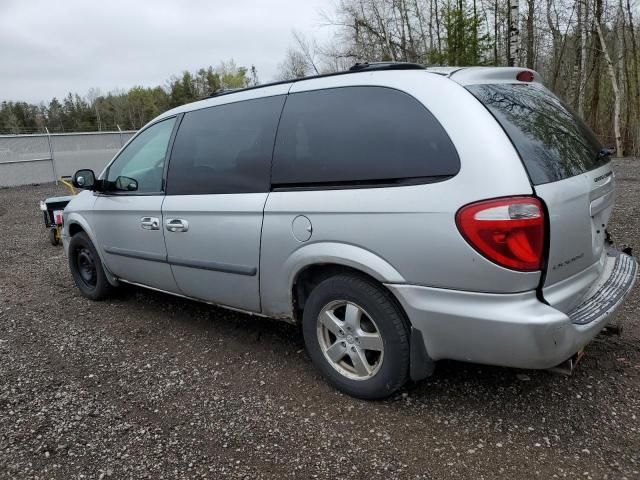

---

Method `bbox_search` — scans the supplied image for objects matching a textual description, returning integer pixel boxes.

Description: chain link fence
[0,130,137,187]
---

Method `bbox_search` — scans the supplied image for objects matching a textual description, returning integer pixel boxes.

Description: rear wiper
[597,147,616,159]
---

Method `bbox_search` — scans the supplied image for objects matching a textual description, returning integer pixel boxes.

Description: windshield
[466,83,606,185]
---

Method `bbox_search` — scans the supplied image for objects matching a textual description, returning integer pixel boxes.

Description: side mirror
[115,176,138,192]
[72,169,96,190]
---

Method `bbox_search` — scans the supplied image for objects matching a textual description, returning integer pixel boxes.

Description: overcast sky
[0,0,335,104]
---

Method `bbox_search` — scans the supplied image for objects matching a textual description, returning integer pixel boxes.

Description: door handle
[165,218,189,233]
[140,216,160,230]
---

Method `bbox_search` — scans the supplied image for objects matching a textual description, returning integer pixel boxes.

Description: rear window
[466,83,606,185]
[271,86,459,187]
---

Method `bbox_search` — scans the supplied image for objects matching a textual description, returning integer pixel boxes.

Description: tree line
[2,0,639,156]
[0,61,257,135]
[278,0,640,156]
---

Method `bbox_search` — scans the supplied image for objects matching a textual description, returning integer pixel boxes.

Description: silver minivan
[63,63,637,399]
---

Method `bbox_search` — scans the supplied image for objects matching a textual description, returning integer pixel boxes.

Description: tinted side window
[167,95,285,195]
[272,86,459,186]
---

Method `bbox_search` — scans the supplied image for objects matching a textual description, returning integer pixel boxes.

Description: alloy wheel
[316,300,384,380]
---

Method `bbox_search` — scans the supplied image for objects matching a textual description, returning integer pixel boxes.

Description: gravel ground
[1,159,639,480]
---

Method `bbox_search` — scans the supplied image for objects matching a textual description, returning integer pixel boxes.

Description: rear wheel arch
[293,264,392,322]
[284,243,405,320]
[292,263,435,384]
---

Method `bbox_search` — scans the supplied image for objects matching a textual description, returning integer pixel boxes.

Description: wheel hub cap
[316,300,384,381]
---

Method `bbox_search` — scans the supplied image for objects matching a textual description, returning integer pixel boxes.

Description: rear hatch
[466,81,613,311]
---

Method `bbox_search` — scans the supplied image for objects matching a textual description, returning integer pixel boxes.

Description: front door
[161,94,286,312]
[91,116,179,293]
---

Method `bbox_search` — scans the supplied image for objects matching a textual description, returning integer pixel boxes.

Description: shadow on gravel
[114,283,304,345]
[111,282,635,419]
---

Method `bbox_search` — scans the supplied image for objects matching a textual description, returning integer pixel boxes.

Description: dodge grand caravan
[63,62,637,399]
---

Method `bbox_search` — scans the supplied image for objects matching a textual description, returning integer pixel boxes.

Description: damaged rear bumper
[386,250,637,370]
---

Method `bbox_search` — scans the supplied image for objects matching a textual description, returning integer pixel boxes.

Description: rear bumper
[386,251,637,370]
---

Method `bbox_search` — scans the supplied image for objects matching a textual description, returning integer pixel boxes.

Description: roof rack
[208,61,426,98]
[209,87,242,98]
[348,61,426,72]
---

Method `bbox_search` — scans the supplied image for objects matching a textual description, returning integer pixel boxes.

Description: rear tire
[302,274,410,399]
[68,232,113,301]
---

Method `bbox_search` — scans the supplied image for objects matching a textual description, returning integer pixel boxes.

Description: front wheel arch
[68,231,114,301]
[68,222,85,237]
[64,217,119,288]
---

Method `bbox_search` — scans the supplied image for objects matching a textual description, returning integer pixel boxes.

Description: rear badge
[594,171,613,183]
[551,252,585,271]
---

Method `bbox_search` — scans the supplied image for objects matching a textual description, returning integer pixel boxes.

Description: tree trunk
[435,0,442,58]
[494,0,499,65]
[572,0,583,109]
[578,0,589,117]
[428,0,434,52]
[454,0,462,65]
[546,0,562,91]
[596,20,624,156]
[472,0,478,63]
[394,1,408,60]
[507,0,519,66]
[401,0,417,61]
[415,0,431,59]
[372,1,396,61]
[618,2,630,150]
[588,0,603,129]
[525,0,535,69]
[95,105,102,131]
[506,0,512,65]
[626,0,640,154]
[626,0,640,92]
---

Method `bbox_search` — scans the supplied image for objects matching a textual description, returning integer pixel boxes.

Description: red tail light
[456,197,545,271]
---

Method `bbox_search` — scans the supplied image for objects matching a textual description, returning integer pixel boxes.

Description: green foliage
[0,101,43,134]
[429,0,491,66]
[0,61,255,134]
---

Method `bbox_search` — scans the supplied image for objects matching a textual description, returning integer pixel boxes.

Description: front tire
[302,274,410,399]
[68,232,113,301]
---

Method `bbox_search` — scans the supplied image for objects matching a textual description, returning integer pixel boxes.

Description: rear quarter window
[466,83,606,185]
[271,86,460,187]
